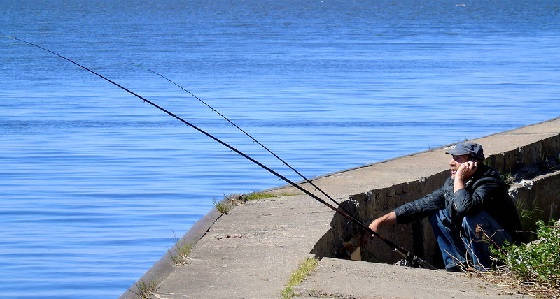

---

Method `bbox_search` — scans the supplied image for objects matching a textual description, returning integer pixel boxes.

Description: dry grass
[169,241,192,266]
[467,267,560,298]
[133,279,159,299]
[464,220,560,298]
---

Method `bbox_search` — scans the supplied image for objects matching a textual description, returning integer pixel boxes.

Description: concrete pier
[121,117,559,299]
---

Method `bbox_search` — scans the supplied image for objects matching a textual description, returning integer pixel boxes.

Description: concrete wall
[511,170,560,230]
[313,132,560,266]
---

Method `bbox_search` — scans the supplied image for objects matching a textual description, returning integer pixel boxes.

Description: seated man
[369,142,520,271]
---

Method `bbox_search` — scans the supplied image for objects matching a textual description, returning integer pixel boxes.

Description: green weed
[281,257,319,299]
[214,191,297,215]
[491,220,560,287]
[500,173,515,185]
[170,241,192,266]
[240,191,296,201]
[519,208,545,233]
[134,280,159,299]
[213,198,232,214]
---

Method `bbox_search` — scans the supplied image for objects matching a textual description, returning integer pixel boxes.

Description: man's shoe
[445,264,463,272]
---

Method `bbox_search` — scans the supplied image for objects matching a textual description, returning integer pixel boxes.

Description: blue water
[1,0,559,297]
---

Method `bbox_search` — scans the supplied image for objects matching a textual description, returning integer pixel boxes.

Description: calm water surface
[1,0,559,297]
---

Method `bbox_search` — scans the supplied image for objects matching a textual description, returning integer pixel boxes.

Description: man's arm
[369,211,396,232]
[450,160,499,218]
[369,186,446,232]
[452,177,502,218]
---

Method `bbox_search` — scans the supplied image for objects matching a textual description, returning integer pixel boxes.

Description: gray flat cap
[445,142,485,160]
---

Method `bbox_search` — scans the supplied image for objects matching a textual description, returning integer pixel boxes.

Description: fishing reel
[393,250,436,270]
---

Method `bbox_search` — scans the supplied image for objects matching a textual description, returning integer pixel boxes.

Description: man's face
[449,154,470,179]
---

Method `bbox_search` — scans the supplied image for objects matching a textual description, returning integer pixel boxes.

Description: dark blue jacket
[394,165,520,236]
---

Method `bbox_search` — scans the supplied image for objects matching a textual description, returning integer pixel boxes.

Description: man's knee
[461,210,511,244]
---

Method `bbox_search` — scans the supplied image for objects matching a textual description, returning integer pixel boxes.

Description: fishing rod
[9,36,435,269]
[147,69,342,207]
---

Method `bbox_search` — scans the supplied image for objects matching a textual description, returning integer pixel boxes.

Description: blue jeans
[428,209,511,271]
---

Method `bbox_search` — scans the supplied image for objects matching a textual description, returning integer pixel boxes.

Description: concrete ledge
[120,209,222,299]
[122,117,560,298]
[511,169,560,227]
[151,195,334,298]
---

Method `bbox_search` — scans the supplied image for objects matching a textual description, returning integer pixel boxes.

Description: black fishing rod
[9,36,435,270]
[147,69,341,207]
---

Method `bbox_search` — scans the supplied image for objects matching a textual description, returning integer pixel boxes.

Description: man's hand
[456,161,478,180]
[454,161,477,192]
[369,211,397,233]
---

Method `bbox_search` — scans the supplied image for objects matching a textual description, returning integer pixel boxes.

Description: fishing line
[9,36,435,269]
[147,69,342,207]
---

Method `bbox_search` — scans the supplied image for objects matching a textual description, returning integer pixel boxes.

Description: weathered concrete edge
[120,208,222,299]
[269,116,560,192]
[510,169,560,222]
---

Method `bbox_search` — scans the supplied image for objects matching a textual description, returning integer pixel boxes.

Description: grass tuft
[241,191,278,201]
[214,192,297,215]
[240,191,297,202]
[170,241,192,266]
[501,172,515,185]
[281,257,319,299]
[213,198,232,214]
[134,279,159,299]
[518,208,546,233]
